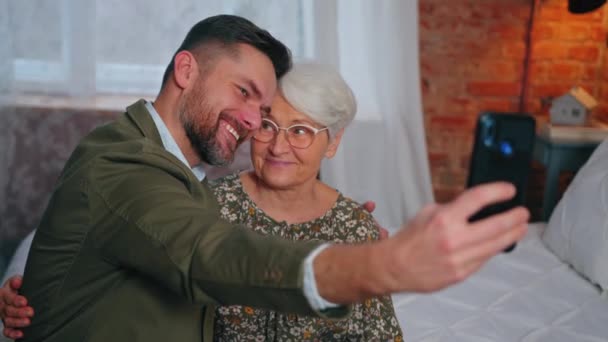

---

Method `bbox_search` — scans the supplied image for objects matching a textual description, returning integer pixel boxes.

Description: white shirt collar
[145,101,207,181]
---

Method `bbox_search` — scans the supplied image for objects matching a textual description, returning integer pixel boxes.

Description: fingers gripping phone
[466,112,536,252]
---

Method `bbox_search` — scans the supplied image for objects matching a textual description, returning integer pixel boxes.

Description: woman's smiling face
[250,93,341,190]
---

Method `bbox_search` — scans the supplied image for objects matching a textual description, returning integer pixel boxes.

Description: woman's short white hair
[279,63,356,139]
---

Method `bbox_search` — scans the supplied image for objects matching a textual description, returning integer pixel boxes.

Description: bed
[392,223,608,342]
[393,140,608,342]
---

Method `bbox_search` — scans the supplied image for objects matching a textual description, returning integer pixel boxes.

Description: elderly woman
[208,63,402,341]
[0,63,402,341]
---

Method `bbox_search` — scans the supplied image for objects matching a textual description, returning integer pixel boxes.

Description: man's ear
[325,128,344,159]
[172,51,198,90]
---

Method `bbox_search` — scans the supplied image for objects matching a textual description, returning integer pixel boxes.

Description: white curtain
[314,0,434,230]
[4,0,310,97]
[0,0,12,101]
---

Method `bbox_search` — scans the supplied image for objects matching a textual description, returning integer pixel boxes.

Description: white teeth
[225,123,240,141]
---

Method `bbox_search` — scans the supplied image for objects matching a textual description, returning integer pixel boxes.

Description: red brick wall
[420,0,608,218]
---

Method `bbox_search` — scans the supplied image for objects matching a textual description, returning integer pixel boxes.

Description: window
[7,0,313,96]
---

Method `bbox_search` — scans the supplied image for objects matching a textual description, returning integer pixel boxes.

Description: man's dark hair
[161,15,292,88]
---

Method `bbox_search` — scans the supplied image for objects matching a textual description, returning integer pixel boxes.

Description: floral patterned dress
[209,174,403,341]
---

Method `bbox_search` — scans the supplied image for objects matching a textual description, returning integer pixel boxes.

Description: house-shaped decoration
[549,86,598,125]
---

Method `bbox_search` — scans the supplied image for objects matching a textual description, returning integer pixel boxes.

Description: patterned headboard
[0,105,118,276]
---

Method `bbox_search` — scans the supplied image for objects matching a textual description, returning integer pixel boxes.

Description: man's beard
[179,91,234,167]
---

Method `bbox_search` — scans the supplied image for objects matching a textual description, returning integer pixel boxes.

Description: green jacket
[20,100,346,342]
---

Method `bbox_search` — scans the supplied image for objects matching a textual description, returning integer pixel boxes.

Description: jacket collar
[124,99,208,181]
[125,99,163,146]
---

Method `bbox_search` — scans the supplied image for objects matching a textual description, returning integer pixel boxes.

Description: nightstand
[533,134,600,221]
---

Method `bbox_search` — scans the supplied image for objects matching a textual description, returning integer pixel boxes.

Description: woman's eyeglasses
[252,118,329,149]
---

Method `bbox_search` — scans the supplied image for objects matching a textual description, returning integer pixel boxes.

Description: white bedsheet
[392,223,608,342]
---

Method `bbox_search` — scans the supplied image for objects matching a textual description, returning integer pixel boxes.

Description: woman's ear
[172,51,197,90]
[325,128,344,159]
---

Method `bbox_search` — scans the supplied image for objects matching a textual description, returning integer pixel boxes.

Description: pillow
[0,229,35,285]
[542,139,608,291]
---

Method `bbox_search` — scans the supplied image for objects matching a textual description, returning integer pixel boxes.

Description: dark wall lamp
[568,0,607,13]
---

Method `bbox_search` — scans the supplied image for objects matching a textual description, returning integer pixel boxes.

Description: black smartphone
[466,112,536,252]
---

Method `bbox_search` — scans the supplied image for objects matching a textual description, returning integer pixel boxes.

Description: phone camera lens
[482,118,495,147]
[499,140,513,157]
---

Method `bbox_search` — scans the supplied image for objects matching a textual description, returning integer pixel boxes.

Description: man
[1,15,529,342]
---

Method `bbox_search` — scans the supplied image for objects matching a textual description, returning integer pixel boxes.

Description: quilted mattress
[392,223,608,342]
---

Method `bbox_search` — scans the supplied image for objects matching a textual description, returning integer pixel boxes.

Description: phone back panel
[467,112,536,222]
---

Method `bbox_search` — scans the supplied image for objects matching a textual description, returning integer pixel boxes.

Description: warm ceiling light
[568,0,607,13]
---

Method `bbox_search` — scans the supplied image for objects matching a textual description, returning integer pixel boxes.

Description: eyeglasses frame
[252,118,329,149]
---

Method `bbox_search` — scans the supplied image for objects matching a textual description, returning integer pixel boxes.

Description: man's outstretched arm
[1,182,528,338]
[314,182,529,303]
